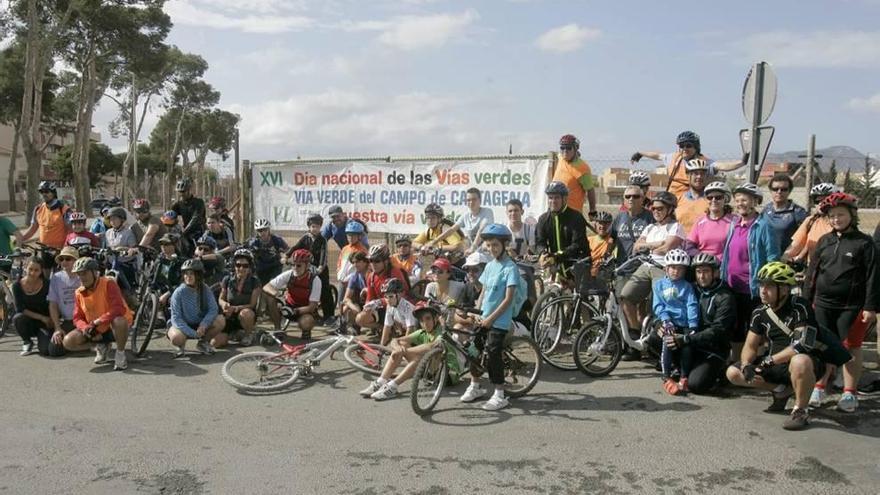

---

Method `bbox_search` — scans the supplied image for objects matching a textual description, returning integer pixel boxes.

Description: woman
[13,258,53,356]
[425,258,466,305]
[217,249,261,347]
[782,183,838,265]
[167,259,226,357]
[687,181,734,259]
[720,183,780,357]
[805,192,878,413]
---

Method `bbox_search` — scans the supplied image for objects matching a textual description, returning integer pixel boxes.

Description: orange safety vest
[34,203,70,249]
[667,152,709,201]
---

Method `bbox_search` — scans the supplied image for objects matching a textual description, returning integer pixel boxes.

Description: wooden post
[239,160,250,241]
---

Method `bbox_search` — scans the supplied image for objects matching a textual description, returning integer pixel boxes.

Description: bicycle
[529,257,602,370]
[572,255,662,377]
[410,305,541,416]
[129,246,167,357]
[0,247,31,337]
[220,330,393,393]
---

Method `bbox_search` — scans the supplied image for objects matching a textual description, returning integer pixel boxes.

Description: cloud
[166,0,314,33]
[343,9,480,51]
[847,92,880,112]
[731,31,880,68]
[535,24,601,53]
[237,47,364,77]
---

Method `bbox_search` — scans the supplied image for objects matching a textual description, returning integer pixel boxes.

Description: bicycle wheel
[410,347,448,416]
[528,288,559,328]
[329,284,339,307]
[131,292,159,357]
[574,321,623,377]
[0,286,11,338]
[502,336,541,398]
[531,295,596,370]
[343,342,393,376]
[221,351,301,393]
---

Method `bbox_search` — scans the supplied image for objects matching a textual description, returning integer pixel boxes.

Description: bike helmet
[38,180,57,194]
[691,252,720,269]
[594,211,613,223]
[131,198,150,212]
[481,223,512,242]
[207,196,225,209]
[72,257,99,273]
[176,178,192,192]
[107,196,122,207]
[306,213,323,226]
[108,207,127,221]
[344,220,365,235]
[733,182,762,202]
[412,301,442,319]
[394,237,412,246]
[664,249,690,267]
[367,244,390,262]
[757,261,797,286]
[463,251,491,267]
[69,211,87,223]
[545,181,569,197]
[380,278,405,295]
[818,192,858,214]
[559,134,580,149]
[161,210,178,225]
[809,183,840,198]
[676,130,700,149]
[704,181,731,199]
[629,171,651,187]
[290,248,312,264]
[685,158,709,173]
[100,206,112,217]
[424,203,444,217]
[651,191,678,209]
[181,259,204,273]
[254,218,271,230]
[232,248,254,264]
[195,234,217,250]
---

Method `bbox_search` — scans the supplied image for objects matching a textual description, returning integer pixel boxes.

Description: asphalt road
[1,326,878,495]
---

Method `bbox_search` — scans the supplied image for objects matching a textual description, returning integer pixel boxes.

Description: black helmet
[380,278,405,294]
[181,259,204,273]
[176,178,192,192]
[38,180,57,194]
[424,203,444,217]
[107,196,122,207]
[652,191,678,209]
[594,211,613,223]
[545,181,569,197]
[676,130,700,149]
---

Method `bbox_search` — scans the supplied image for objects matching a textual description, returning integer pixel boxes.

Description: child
[339,251,369,333]
[377,278,417,346]
[289,214,333,324]
[653,249,700,395]
[391,237,420,284]
[587,211,616,277]
[336,221,368,287]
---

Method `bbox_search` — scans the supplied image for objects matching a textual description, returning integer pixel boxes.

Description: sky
[89,0,880,174]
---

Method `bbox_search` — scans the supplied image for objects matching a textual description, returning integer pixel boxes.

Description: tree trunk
[7,120,21,211]
[72,44,103,211]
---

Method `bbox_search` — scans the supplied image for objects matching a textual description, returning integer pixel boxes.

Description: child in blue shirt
[652,249,699,395]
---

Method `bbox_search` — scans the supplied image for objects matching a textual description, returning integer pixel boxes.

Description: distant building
[599,167,667,204]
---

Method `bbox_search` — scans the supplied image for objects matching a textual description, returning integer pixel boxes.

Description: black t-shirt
[208,228,235,251]
[222,274,260,306]
[13,279,50,315]
[153,255,185,292]
[290,233,328,268]
[201,255,226,287]
[749,296,817,355]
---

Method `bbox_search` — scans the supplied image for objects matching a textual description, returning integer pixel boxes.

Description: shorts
[224,314,242,334]
[619,263,664,302]
[734,356,825,386]
[843,312,871,349]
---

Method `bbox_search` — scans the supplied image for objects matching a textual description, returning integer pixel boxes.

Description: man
[170,177,206,255]
[131,198,167,252]
[505,198,536,258]
[413,203,464,256]
[205,214,236,256]
[726,262,850,430]
[47,247,83,357]
[675,159,711,234]
[263,249,320,340]
[322,205,369,250]
[355,244,410,333]
[536,181,590,278]
[611,185,654,268]
[207,196,235,235]
[65,257,133,371]
[552,134,597,218]
[0,214,23,255]
[620,171,652,212]
[21,181,71,252]
[246,218,289,285]
[434,188,494,254]
[761,173,807,254]
[631,131,747,202]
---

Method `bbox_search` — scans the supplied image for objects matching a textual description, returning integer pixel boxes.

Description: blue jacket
[169,283,219,338]
[720,213,781,297]
[652,277,699,329]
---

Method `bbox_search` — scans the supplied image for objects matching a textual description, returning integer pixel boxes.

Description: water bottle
[467,341,479,359]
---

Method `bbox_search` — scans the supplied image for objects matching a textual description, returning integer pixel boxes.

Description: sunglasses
[559,146,573,151]
[770,187,790,193]
[706,195,726,201]
[58,257,75,262]
[235,263,250,268]
[651,206,667,212]
[679,144,695,149]
[624,194,642,199]
[256,228,268,233]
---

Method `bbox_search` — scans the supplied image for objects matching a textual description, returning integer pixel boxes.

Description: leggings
[472,329,506,386]
[13,313,64,357]
[732,292,759,343]
[686,353,727,394]
[813,305,862,342]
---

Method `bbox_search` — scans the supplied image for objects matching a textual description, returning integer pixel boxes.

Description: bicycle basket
[571,259,608,295]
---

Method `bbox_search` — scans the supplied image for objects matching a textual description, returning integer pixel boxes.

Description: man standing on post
[761,173,807,254]
[171,177,206,256]
[21,181,71,255]
[322,205,369,250]
[552,134,597,219]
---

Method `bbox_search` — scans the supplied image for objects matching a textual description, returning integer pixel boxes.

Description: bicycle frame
[267,332,362,371]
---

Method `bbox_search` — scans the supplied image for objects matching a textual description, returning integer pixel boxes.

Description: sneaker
[240,333,254,347]
[359,381,383,397]
[460,384,487,403]
[481,395,509,411]
[172,345,186,358]
[94,343,109,364]
[766,386,794,413]
[782,407,810,431]
[19,341,35,356]
[196,340,215,355]
[114,350,128,371]
[370,383,398,401]
[323,316,337,327]
[678,378,689,394]
[808,387,826,408]
[837,392,858,413]
[621,349,642,362]
[663,378,681,396]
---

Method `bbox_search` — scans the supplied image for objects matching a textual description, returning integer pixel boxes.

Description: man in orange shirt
[21,181,71,265]
[782,183,838,265]
[63,257,133,371]
[675,159,711,235]
[552,134,597,219]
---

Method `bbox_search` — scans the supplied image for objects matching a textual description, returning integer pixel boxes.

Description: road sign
[742,62,777,126]
[740,126,775,179]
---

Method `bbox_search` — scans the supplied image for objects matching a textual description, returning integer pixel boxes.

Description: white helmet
[69,211,87,222]
[685,158,709,173]
[733,182,762,202]
[254,218,271,230]
[664,249,690,267]
[704,181,731,198]
[809,183,840,197]
[463,251,491,268]
[628,170,651,187]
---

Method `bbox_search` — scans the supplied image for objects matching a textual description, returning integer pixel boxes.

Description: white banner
[252,159,550,234]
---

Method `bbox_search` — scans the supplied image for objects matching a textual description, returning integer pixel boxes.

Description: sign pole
[805,134,815,207]
[748,62,765,184]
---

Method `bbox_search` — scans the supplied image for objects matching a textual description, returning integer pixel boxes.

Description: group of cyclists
[3,130,879,426]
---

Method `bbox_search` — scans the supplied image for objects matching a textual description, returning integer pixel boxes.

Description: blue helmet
[196,233,218,250]
[345,220,365,234]
[481,223,512,242]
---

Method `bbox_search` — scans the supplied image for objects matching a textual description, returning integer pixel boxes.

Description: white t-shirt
[508,219,537,257]
[384,298,417,328]
[269,270,322,302]
[641,222,686,265]
[455,207,495,243]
